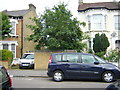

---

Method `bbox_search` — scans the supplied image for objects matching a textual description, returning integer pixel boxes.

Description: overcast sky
[0,0,119,17]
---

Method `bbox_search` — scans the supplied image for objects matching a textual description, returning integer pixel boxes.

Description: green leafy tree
[93,33,110,54]
[27,3,87,51]
[0,12,12,40]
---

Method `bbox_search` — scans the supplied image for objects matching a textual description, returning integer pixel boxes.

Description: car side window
[55,55,62,62]
[81,55,96,64]
[0,70,2,83]
[55,54,79,63]
[62,54,79,63]
[1,68,9,83]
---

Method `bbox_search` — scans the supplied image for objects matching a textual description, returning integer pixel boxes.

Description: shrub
[0,49,13,63]
[95,51,106,59]
[105,50,119,62]
[88,49,94,54]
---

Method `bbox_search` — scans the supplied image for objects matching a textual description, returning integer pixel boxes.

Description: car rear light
[49,56,52,63]
[9,75,12,87]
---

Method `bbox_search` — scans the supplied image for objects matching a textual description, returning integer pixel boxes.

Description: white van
[19,53,34,69]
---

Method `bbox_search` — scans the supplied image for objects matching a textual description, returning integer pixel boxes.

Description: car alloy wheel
[53,70,64,82]
[102,71,114,82]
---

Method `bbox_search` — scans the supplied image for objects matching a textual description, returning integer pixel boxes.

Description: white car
[19,53,34,69]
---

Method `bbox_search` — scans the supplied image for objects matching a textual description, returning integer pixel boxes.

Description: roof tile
[78,2,120,12]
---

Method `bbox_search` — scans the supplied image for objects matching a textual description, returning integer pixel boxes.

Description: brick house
[0,4,37,58]
[78,0,120,51]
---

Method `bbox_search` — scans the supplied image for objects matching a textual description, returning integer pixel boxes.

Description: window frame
[114,15,120,30]
[87,14,106,30]
[10,19,18,36]
[0,41,17,59]
[55,54,80,63]
[81,54,97,64]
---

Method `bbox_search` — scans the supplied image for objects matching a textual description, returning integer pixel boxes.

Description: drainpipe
[21,18,23,58]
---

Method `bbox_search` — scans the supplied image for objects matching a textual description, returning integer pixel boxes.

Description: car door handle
[81,66,87,68]
[63,64,69,67]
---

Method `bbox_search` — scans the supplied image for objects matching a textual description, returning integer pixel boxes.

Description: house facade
[0,4,37,58]
[78,0,120,52]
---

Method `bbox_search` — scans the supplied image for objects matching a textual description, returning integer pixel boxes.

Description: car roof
[52,53,93,55]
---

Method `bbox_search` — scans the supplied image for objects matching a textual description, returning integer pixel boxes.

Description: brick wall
[34,50,76,70]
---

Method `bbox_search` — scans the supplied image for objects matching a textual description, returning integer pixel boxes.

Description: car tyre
[102,71,114,83]
[19,66,22,69]
[53,70,64,82]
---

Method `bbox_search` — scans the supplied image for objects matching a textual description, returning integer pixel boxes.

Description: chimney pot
[29,4,36,11]
[79,0,83,5]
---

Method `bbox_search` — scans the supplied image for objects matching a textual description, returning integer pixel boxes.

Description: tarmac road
[12,77,111,89]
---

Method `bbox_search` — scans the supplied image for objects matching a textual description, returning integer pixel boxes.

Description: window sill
[5,35,19,38]
[85,30,109,33]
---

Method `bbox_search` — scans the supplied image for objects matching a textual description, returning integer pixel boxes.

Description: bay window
[114,15,120,30]
[0,41,18,58]
[87,14,106,30]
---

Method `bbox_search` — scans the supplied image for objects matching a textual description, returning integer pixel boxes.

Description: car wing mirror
[94,61,99,65]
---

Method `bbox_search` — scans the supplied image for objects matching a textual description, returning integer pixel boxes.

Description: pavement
[8,69,48,78]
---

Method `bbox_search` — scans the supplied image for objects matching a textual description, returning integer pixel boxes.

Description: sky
[0,0,119,18]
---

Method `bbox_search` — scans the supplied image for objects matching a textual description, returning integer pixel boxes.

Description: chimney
[29,4,36,11]
[113,0,116,2]
[79,0,83,5]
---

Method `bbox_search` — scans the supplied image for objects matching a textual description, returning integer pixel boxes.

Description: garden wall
[34,50,76,70]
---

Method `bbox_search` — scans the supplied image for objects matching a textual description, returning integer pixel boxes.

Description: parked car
[19,53,34,69]
[47,53,120,82]
[0,65,12,90]
[106,79,120,90]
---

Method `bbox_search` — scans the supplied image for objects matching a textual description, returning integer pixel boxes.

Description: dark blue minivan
[47,53,120,82]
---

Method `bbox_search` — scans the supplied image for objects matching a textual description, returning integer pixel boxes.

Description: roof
[4,9,29,17]
[78,2,120,12]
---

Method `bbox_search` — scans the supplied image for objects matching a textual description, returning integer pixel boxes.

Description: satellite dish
[111,32,116,37]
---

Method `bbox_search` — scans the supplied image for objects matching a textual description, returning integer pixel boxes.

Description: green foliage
[105,50,119,62]
[0,12,12,40]
[95,51,106,59]
[88,49,94,54]
[0,49,13,62]
[27,3,87,51]
[93,33,110,54]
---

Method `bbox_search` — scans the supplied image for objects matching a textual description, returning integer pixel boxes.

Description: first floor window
[114,15,120,30]
[93,14,103,30]
[10,21,16,35]
[87,14,106,30]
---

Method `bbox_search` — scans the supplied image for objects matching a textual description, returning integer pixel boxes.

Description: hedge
[0,49,13,62]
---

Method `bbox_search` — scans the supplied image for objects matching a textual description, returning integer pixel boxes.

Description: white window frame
[0,41,18,58]
[114,15,120,30]
[90,14,106,30]
[10,19,18,36]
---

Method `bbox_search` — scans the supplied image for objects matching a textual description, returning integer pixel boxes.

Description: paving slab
[8,69,48,78]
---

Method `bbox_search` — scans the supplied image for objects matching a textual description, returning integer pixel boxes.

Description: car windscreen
[22,54,34,59]
[95,56,106,63]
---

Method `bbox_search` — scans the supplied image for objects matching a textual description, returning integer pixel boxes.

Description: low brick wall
[0,61,9,69]
[34,50,76,70]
